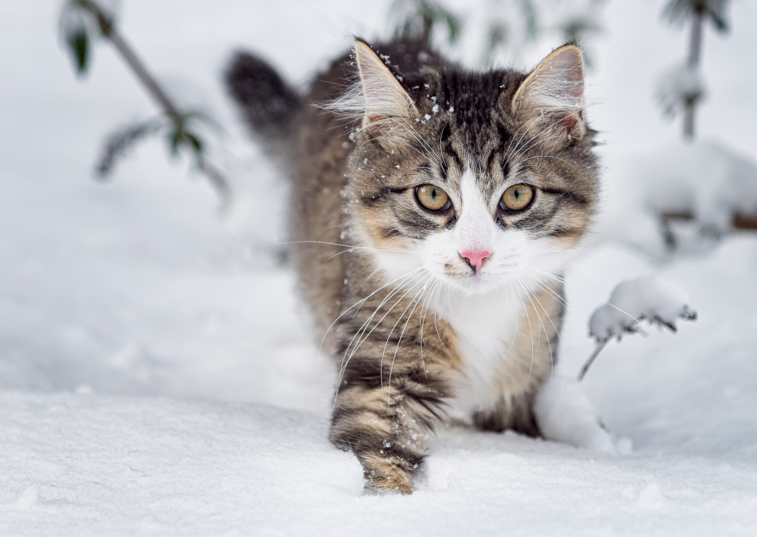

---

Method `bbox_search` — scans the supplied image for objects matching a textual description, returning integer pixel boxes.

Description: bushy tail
[225,51,301,150]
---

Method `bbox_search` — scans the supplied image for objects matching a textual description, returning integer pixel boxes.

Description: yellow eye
[501,184,534,211]
[416,184,450,211]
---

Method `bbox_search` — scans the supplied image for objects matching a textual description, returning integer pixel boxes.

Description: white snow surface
[2,1,757,535]
[589,276,696,343]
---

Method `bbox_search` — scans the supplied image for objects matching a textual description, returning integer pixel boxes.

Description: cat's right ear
[511,44,586,136]
[353,40,417,131]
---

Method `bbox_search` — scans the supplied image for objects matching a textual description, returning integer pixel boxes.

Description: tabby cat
[226,38,599,493]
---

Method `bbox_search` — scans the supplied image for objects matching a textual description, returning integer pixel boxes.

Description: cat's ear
[353,40,417,130]
[511,44,585,136]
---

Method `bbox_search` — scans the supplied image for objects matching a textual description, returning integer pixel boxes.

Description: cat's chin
[446,273,507,295]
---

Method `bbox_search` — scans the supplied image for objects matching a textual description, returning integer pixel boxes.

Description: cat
[226,37,600,493]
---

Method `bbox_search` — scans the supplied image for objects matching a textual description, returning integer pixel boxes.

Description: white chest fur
[435,285,526,417]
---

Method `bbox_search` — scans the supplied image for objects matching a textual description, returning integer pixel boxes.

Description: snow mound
[600,140,757,253]
[533,376,619,454]
[589,276,697,343]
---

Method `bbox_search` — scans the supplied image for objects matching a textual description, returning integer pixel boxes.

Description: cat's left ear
[353,40,418,131]
[511,44,585,136]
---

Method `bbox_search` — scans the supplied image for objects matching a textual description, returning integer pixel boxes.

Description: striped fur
[227,39,599,493]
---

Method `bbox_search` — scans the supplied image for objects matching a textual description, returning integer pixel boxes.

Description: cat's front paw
[361,452,415,494]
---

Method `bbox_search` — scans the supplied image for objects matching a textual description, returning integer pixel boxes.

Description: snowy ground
[1,1,757,535]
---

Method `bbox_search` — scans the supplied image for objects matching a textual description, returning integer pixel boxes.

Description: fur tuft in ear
[352,40,418,130]
[512,44,586,135]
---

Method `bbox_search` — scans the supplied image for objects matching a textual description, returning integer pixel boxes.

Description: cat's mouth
[443,259,524,294]
[446,268,497,293]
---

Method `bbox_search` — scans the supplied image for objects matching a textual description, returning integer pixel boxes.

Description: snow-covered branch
[579,277,697,380]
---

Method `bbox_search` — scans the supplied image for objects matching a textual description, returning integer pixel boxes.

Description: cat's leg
[472,393,540,436]
[503,285,615,452]
[328,296,456,494]
[330,374,447,493]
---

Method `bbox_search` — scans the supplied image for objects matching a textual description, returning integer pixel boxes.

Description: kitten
[226,38,599,493]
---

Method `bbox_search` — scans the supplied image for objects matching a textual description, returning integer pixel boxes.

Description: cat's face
[343,41,598,295]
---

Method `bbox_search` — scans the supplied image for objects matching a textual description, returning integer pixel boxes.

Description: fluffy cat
[226,38,600,493]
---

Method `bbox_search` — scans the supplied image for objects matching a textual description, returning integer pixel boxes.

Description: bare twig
[577,339,609,381]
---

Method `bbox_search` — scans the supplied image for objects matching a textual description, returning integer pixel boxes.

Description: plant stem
[78,0,231,206]
[683,6,704,141]
[421,11,433,46]
[688,5,704,70]
[577,339,609,381]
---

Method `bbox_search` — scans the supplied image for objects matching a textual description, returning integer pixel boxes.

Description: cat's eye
[501,184,534,211]
[415,185,450,212]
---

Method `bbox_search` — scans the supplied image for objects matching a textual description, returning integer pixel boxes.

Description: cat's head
[339,40,599,295]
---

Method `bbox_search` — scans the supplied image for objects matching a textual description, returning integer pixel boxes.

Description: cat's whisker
[510,129,591,168]
[519,154,595,184]
[432,280,449,353]
[530,243,667,270]
[498,280,522,366]
[323,246,413,263]
[337,269,425,371]
[332,269,425,397]
[530,268,568,289]
[506,114,572,164]
[504,114,544,164]
[362,116,444,171]
[332,275,420,383]
[397,165,434,179]
[532,268,644,327]
[283,240,411,254]
[390,116,445,169]
[520,279,550,381]
[417,278,441,379]
[506,113,588,165]
[530,274,569,308]
[369,273,431,394]
[356,131,439,171]
[319,266,422,366]
[512,279,537,381]
[386,275,435,402]
[335,271,430,400]
[522,280,564,378]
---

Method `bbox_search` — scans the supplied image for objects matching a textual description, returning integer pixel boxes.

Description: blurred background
[1,0,756,442]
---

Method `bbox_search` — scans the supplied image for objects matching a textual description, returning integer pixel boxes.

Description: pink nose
[460,250,491,274]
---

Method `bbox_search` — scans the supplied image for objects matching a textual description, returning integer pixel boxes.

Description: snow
[533,377,617,454]
[588,276,697,343]
[599,140,757,251]
[657,62,706,117]
[2,0,757,535]
[3,390,756,536]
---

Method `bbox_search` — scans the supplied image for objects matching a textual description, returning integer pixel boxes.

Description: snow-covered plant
[658,0,731,140]
[578,276,697,381]
[481,0,607,68]
[387,0,462,48]
[59,0,230,207]
[386,0,608,69]
[656,62,706,120]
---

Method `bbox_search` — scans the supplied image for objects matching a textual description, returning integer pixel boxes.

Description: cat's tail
[224,51,301,152]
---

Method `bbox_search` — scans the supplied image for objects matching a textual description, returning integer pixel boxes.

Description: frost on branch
[657,62,706,119]
[579,276,697,380]
[589,276,697,343]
